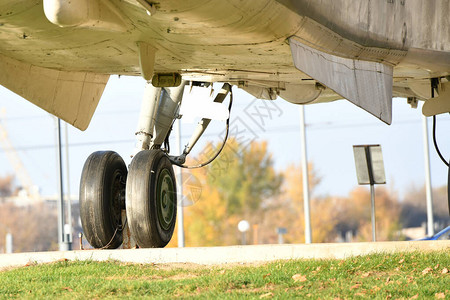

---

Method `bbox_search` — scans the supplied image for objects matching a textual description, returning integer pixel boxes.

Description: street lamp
[238,220,250,245]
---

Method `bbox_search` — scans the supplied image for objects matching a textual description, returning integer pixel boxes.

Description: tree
[171,139,283,246]
[204,139,283,216]
[400,184,449,228]
[268,164,337,244]
[335,186,403,241]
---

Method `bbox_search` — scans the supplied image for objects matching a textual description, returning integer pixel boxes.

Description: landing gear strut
[79,80,232,248]
[79,81,185,249]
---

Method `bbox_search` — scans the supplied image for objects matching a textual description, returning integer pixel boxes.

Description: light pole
[175,118,185,247]
[56,118,71,251]
[299,105,312,244]
[238,220,250,245]
[5,232,12,254]
[422,115,434,236]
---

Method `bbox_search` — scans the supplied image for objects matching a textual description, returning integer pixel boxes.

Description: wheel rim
[156,168,176,231]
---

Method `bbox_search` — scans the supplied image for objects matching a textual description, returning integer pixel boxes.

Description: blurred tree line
[0,138,448,251]
[168,138,449,247]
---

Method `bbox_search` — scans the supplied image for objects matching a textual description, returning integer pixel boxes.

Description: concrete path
[1,241,448,270]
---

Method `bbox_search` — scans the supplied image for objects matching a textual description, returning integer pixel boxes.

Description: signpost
[353,145,386,242]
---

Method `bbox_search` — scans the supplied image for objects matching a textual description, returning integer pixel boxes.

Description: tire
[126,149,177,248]
[79,151,127,249]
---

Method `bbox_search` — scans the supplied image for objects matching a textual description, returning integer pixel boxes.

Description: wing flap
[0,53,108,130]
[289,37,393,124]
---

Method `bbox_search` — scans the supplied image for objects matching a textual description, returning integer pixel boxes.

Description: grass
[0,250,449,299]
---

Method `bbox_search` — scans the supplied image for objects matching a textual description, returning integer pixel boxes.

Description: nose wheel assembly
[79,81,232,249]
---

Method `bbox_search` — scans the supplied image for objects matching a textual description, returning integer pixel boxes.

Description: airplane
[0,0,449,248]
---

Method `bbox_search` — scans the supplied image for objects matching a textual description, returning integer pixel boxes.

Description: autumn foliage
[0,138,445,252]
[168,139,410,247]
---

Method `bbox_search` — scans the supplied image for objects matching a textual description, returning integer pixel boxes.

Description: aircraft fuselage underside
[0,0,449,127]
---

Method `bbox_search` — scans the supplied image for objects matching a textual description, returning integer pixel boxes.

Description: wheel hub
[111,172,125,228]
[157,169,175,231]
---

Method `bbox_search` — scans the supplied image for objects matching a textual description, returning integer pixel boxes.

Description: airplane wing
[0,0,449,129]
[0,53,108,131]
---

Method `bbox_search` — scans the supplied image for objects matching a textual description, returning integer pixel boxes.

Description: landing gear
[79,151,127,249]
[78,81,232,249]
[79,82,184,249]
[126,149,177,248]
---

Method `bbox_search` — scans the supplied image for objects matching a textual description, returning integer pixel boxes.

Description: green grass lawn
[0,250,449,299]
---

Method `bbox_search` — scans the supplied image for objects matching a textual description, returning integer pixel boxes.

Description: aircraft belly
[0,0,448,80]
[276,0,450,53]
[0,0,449,129]
[0,0,303,77]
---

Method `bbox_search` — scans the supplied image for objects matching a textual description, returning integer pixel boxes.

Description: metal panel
[369,146,386,185]
[353,146,371,185]
[0,54,108,130]
[289,37,393,124]
[353,145,386,185]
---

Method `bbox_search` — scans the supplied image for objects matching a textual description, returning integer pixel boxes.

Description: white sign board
[353,145,386,185]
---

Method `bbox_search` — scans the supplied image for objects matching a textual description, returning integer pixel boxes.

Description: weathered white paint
[423,82,450,116]
[290,38,393,124]
[137,41,157,81]
[0,53,108,130]
[0,0,449,127]
[43,0,127,31]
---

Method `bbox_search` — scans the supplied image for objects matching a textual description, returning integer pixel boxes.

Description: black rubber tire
[79,151,127,249]
[126,149,177,248]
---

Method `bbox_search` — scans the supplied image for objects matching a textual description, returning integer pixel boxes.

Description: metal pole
[6,232,12,254]
[56,118,67,251]
[299,105,312,244]
[422,115,434,236]
[370,184,376,242]
[64,123,73,248]
[278,233,284,244]
[175,118,185,247]
[242,232,246,245]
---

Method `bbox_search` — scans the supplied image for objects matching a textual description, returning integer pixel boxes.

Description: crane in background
[0,108,40,202]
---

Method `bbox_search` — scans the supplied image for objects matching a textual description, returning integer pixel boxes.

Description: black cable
[172,86,233,169]
[432,115,449,167]
[429,80,449,167]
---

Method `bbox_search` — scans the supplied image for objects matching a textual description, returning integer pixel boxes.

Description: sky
[0,75,449,203]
